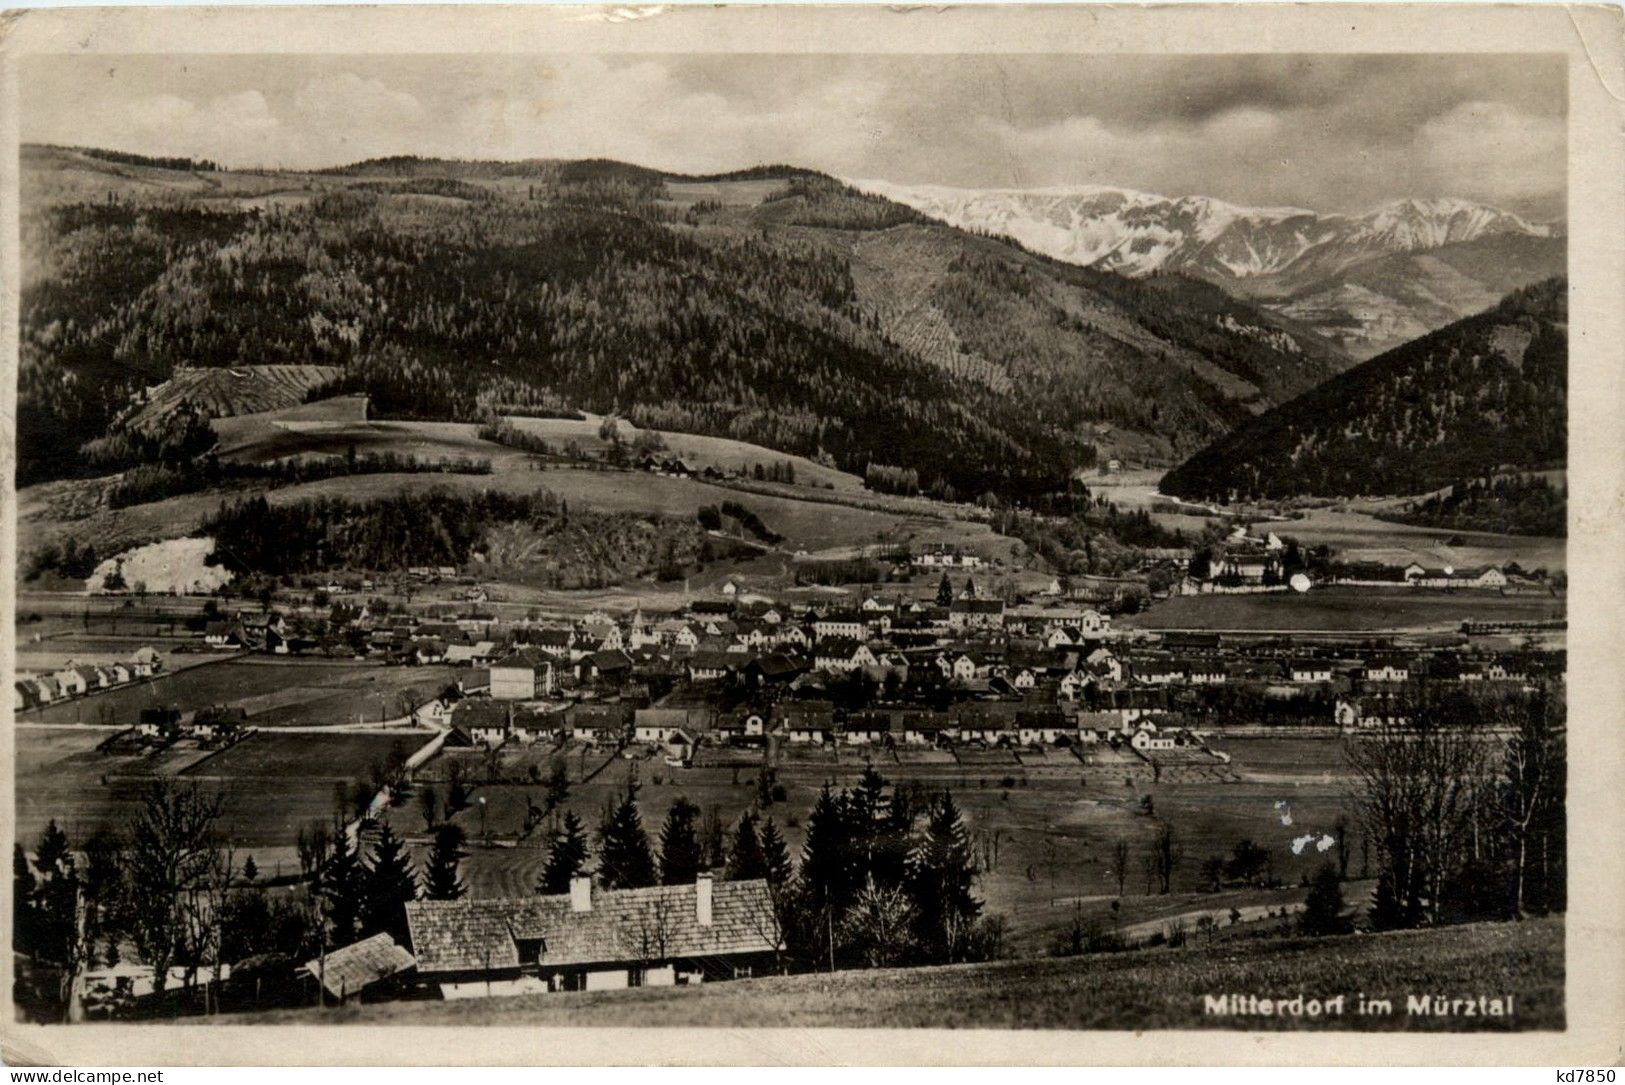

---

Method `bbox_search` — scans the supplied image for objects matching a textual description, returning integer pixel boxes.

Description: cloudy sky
[22,53,1566,218]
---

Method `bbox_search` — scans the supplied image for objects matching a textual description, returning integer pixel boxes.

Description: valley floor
[233,916,1561,1031]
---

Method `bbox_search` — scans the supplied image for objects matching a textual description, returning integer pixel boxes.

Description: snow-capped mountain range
[851,180,1555,282]
[852,180,1564,359]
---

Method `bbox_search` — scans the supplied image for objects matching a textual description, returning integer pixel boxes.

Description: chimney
[570,874,592,913]
[695,871,714,927]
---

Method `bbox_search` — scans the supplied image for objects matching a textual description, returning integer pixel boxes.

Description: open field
[501,413,863,492]
[182,731,422,781]
[372,734,1362,955]
[1094,471,1565,572]
[14,727,425,849]
[218,402,861,492]
[15,632,209,676]
[16,657,457,728]
[215,408,512,469]
[236,916,1562,1030]
[1123,586,1564,632]
[20,456,1002,573]
[1266,504,1565,572]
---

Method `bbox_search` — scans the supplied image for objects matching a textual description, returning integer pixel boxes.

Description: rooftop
[405,879,778,974]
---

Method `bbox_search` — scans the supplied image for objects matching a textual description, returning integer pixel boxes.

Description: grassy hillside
[123,364,341,433]
[1161,279,1566,501]
[19,145,1342,495]
[237,917,1561,1030]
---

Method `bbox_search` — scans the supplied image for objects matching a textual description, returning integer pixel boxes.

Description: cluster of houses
[135,704,249,743]
[439,695,1207,757]
[1329,562,1510,590]
[13,647,165,712]
[170,575,1559,753]
[909,545,983,570]
[1182,524,1525,593]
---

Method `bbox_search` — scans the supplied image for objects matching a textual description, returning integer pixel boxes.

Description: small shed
[302,932,416,1003]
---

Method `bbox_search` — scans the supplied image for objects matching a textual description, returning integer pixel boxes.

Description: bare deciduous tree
[126,782,225,998]
[1346,697,1489,927]
[1111,839,1131,898]
[1146,823,1179,895]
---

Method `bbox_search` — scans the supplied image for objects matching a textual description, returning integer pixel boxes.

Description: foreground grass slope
[244,917,1561,1030]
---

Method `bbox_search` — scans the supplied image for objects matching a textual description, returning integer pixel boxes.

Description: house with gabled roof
[579,648,634,685]
[1289,659,1335,684]
[774,701,835,745]
[1017,708,1072,747]
[741,652,806,688]
[405,874,779,996]
[453,701,513,748]
[31,675,62,704]
[893,709,950,747]
[812,611,866,641]
[129,646,164,677]
[716,710,768,745]
[813,639,878,674]
[842,711,892,746]
[568,702,631,745]
[634,708,711,745]
[1133,659,1187,685]
[51,666,88,697]
[949,598,1004,631]
[686,651,738,683]
[491,647,555,701]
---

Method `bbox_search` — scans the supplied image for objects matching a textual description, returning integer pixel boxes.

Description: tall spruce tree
[800,783,858,918]
[423,824,468,901]
[725,812,767,881]
[1300,864,1350,936]
[318,836,368,947]
[361,822,419,945]
[659,798,705,885]
[35,821,71,880]
[759,818,794,891]
[935,573,953,607]
[850,764,909,888]
[906,790,981,962]
[12,845,37,956]
[538,811,590,895]
[597,792,657,890]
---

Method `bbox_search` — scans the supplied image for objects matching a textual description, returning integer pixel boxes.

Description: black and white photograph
[2,2,1621,1065]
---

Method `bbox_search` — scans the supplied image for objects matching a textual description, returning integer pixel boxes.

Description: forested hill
[19,144,1344,498]
[1159,279,1567,502]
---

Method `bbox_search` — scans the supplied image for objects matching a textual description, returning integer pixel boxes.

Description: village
[10,505,1568,1023]
[15,530,1565,754]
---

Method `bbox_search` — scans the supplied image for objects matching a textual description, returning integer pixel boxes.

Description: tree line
[198,488,566,577]
[108,446,492,510]
[1348,686,1566,927]
[1377,473,1565,538]
[14,759,999,1021]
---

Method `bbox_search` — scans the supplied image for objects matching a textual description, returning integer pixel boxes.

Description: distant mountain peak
[852,178,1563,360]
[850,178,1552,280]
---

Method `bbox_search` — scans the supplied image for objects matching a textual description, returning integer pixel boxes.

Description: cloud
[18,53,1565,216]
[48,88,278,163]
[1414,100,1566,210]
